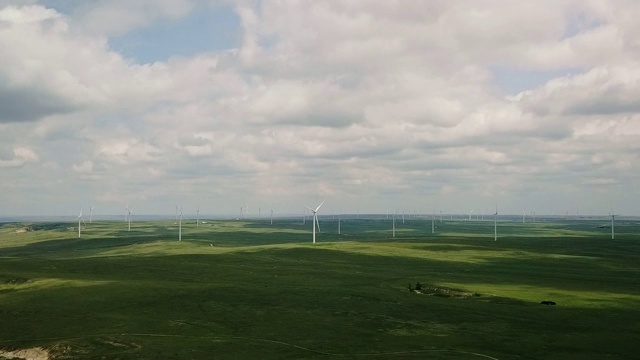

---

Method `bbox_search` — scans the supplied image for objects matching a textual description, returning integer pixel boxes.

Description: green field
[1,218,639,359]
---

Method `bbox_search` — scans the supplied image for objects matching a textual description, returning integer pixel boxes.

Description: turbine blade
[314,199,326,212]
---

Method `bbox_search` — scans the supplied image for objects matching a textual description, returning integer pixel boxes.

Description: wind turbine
[270,209,273,225]
[610,211,618,240]
[127,207,133,231]
[76,208,86,238]
[494,205,498,241]
[432,216,435,234]
[338,212,341,235]
[305,200,325,244]
[392,211,396,238]
[522,209,525,224]
[89,206,94,224]
[178,206,183,241]
[196,205,200,227]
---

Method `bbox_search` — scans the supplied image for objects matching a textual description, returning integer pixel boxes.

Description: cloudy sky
[1,0,639,217]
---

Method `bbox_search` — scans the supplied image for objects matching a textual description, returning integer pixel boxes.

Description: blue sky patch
[108,4,241,64]
[491,66,583,95]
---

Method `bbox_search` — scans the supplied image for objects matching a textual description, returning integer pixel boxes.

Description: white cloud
[72,160,94,173]
[1,1,640,216]
[0,146,39,168]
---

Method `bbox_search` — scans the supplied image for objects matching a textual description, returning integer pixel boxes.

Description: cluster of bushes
[407,282,423,292]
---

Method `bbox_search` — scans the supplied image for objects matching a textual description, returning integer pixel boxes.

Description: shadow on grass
[1,245,640,359]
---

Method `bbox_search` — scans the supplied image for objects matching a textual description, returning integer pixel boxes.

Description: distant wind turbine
[494,205,498,241]
[306,200,325,244]
[127,207,133,231]
[392,211,396,238]
[178,206,183,241]
[610,211,619,240]
[270,209,273,225]
[432,216,435,234]
[89,206,94,224]
[196,205,200,227]
[76,208,86,238]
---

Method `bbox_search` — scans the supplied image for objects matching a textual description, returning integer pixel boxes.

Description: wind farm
[3,2,640,359]
[1,210,639,359]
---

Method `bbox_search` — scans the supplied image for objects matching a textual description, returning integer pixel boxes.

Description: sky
[1,0,639,217]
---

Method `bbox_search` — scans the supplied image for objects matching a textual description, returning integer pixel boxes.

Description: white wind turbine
[127,206,133,231]
[494,205,498,241]
[89,206,94,224]
[196,205,200,227]
[609,210,619,240]
[178,206,183,241]
[76,208,86,238]
[306,200,325,244]
[432,215,435,234]
[270,209,273,225]
[392,211,396,238]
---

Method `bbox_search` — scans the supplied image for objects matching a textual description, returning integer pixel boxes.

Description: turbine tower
[306,200,325,244]
[127,207,133,231]
[178,206,183,241]
[196,205,200,227]
[270,209,273,225]
[610,212,618,240]
[89,206,94,224]
[76,208,85,238]
[432,216,435,234]
[494,205,498,241]
[392,211,396,238]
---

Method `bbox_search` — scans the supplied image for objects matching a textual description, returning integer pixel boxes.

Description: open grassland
[1,218,639,359]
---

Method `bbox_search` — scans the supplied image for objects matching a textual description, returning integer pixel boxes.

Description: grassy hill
[1,218,639,359]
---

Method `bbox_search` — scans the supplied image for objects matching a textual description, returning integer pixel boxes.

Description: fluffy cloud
[0,1,639,216]
[0,146,39,168]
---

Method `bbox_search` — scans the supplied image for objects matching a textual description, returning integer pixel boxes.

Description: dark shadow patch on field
[172,230,308,247]
[2,244,640,359]
[0,236,166,257]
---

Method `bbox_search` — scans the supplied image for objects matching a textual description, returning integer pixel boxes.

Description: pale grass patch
[0,347,49,360]
[440,282,640,308]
